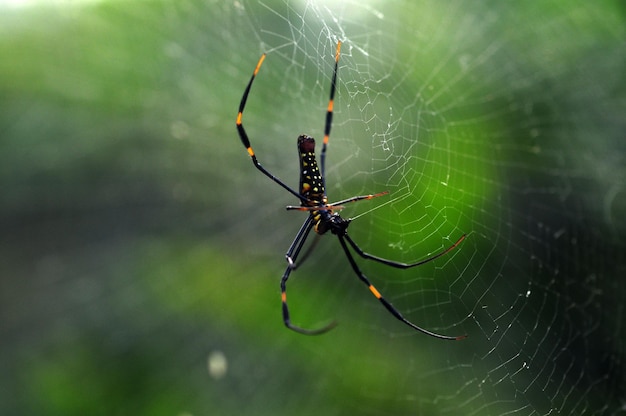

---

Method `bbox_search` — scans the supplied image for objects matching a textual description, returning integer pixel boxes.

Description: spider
[236,41,467,340]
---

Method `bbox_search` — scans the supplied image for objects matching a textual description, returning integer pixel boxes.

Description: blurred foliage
[1,1,624,415]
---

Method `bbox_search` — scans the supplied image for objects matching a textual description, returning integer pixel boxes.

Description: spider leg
[236,53,309,204]
[337,235,467,340]
[285,205,344,211]
[284,217,314,269]
[343,233,466,269]
[285,191,387,212]
[320,41,341,185]
[289,233,322,270]
[281,217,337,335]
[329,191,389,206]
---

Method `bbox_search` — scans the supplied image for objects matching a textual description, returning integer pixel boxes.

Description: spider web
[229,1,625,413]
[1,0,624,415]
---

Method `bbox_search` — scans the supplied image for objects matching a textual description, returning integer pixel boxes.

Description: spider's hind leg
[343,233,466,269]
[281,217,337,335]
[336,235,467,340]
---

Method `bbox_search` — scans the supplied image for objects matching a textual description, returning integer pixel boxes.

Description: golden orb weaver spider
[236,41,467,340]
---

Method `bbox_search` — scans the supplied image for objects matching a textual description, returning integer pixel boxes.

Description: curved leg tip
[286,320,338,336]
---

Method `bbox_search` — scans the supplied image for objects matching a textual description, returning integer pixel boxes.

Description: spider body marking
[297,135,326,206]
[236,40,467,340]
[297,134,345,235]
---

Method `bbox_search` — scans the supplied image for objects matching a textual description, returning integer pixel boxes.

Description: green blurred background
[1,1,624,415]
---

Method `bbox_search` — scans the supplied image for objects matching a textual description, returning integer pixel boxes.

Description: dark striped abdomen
[297,135,325,206]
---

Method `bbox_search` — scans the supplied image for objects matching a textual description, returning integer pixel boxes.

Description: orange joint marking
[247,147,255,157]
[254,54,266,75]
[446,234,466,253]
[327,99,334,112]
[369,285,382,299]
[281,292,287,302]
[236,112,243,125]
[323,134,329,145]
[335,41,342,61]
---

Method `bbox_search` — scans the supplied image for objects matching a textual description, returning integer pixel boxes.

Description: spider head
[313,211,350,236]
[328,213,351,236]
[297,135,316,152]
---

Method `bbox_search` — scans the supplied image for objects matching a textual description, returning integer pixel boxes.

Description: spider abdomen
[297,135,325,204]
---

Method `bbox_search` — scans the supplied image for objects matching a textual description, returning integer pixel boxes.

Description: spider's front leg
[236,52,309,204]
